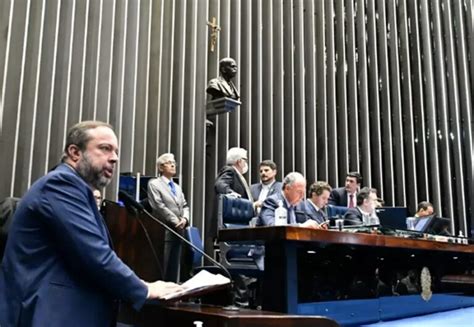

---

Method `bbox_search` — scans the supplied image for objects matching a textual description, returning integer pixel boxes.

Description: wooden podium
[102,201,340,326]
[102,201,165,281]
[139,303,339,327]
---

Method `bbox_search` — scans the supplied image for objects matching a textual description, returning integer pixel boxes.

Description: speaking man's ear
[67,144,82,162]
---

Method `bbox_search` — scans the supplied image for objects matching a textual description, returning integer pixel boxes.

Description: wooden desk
[219,226,474,325]
[141,303,339,327]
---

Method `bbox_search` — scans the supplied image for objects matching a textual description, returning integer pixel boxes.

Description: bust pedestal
[206,97,241,116]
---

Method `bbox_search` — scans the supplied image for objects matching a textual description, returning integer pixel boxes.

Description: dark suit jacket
[257,192,304,226]
[214,165,251,200]
[344,207,364,225]
[0,164,147,327]
[295,199,327,225]
[250,181,283,202]
[328,187,349,207]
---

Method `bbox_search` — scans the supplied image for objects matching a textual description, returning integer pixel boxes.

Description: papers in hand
[161,269,231,300]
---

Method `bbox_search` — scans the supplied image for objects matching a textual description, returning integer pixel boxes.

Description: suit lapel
[308,201,325,224]
[159,177,180,206]
[268,183,276,196]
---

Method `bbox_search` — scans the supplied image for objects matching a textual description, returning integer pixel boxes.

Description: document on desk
[161,269,231,301]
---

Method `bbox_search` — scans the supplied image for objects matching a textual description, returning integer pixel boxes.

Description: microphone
[119,190,145,212]
[118,191,233,282]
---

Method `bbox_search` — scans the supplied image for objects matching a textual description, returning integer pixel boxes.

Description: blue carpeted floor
[366,306,474,326]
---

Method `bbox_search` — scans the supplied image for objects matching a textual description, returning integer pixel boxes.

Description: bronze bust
[206,58,240,100]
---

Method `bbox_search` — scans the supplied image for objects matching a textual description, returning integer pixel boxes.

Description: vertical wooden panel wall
[0,0,473,239]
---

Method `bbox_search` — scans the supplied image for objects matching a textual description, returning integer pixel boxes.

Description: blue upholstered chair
[217,195,260,272]
[184,226,204,268]
[326,204,349,218]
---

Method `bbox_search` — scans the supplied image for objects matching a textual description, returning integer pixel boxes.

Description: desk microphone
[118,191,233,282]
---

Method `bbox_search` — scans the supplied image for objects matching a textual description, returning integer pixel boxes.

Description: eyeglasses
[162,161,177,166]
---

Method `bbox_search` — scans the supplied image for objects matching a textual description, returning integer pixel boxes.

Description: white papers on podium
[161,269,231,300]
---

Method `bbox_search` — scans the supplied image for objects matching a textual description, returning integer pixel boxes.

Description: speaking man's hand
[145,280,186,299]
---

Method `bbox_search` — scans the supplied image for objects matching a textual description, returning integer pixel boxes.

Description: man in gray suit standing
[250,160,282,212]
[147,153,189,282]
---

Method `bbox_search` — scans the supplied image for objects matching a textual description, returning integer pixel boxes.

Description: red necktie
[349,194,354,208]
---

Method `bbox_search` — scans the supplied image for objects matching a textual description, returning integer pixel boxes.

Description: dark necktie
[349,194,355,208]
[288,206,296,224]
[169,181,177,197]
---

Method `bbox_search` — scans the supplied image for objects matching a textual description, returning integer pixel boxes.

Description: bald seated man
[257,172,321,229]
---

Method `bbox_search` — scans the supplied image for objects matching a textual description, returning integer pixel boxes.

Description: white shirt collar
[308,199,322,212]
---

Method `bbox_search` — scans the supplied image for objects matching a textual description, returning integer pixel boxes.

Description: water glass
[335,218,344,231]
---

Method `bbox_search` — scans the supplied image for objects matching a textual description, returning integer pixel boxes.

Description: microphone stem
[140,208,233,282]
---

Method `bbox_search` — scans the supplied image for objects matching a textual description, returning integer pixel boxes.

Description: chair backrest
[218,194,255,229]
[217,194,260,272]
[184,226,204,267]
[327,204,349,218]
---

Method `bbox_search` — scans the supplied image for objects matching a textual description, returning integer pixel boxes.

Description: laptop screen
[376,207,408,230]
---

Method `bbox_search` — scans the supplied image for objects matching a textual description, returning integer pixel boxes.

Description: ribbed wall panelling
[0,0,473,240]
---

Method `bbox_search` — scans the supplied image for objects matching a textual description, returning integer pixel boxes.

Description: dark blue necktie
[169,181,177,197]
[288,206,296,224]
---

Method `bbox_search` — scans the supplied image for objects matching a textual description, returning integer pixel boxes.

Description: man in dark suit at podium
[328,171,362,208]
[0,121,183,326]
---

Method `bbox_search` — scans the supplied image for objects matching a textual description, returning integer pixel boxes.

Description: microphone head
[118,190,144,211]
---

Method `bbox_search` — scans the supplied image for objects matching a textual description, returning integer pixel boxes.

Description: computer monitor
[414,216,451,236]
[119,174,154,201]
[376,207,408,230]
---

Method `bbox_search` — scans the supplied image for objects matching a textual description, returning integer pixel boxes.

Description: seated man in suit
[147,153,189,282]
[0,121,183,326]
[328,171,362,208]
[251,160,282,212]
[414,201,434,218]
[295,181,332,228]
[344,187,380,226]
[408,201,435,231]
[257,172,320,228]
